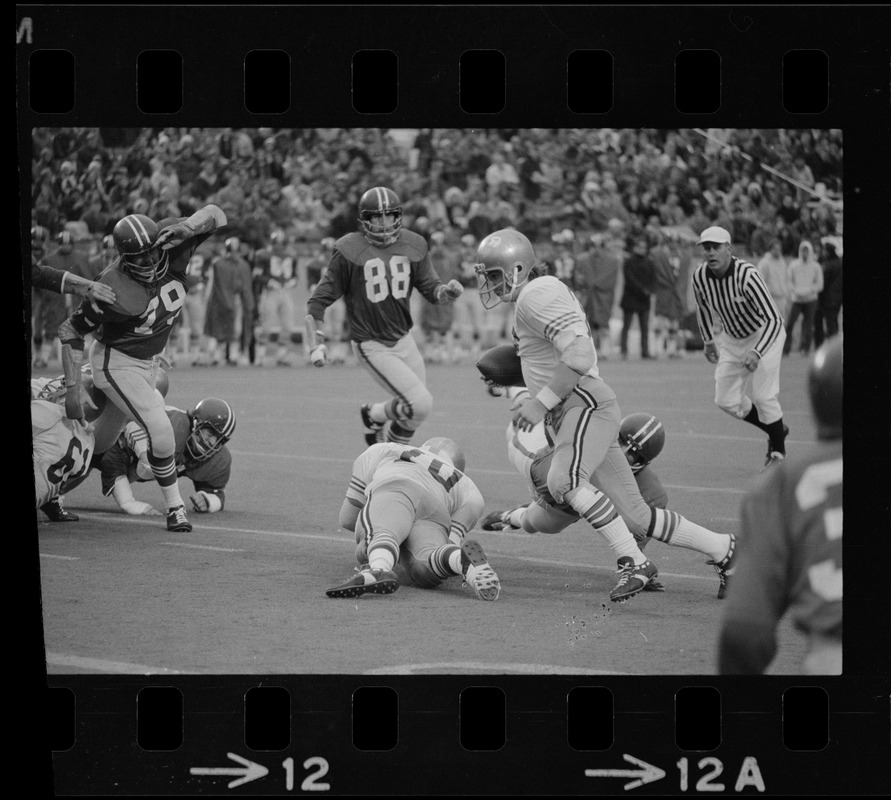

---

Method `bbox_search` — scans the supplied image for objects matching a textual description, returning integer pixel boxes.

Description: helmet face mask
[186,398,236,463]
[618,413,665,473]
[474,229,538,308]
[358,187,402,246]
[113,214,163,284]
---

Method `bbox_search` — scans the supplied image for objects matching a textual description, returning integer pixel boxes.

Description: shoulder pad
[395,229,429,259]
[334,232,370,263]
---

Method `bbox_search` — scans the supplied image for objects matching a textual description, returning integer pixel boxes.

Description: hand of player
[742,349,761,372]
[190,492,212,513]
[310,344,328,367]
[155,222,195,250]
[135,457,154,482]
[480,376,504,397]
[704,342,719,364]
[512,396,547,432]
[85,281,116,305]
[64,384,96,421]
[120,500,161,516]
[437,279,464,302]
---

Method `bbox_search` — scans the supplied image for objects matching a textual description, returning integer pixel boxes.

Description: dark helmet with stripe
[112,213,163,283]
[186,398,236,463]
[808,335,842,440]
[619,413,665,473]
[358,186,402,246]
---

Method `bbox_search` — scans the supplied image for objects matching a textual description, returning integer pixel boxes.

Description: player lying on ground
[31,360,168,522]
[96,398,235,517]
[325,437,501,601]
[475,344,736,599]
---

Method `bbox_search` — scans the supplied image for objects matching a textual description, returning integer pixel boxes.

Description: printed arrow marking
[585,753,666,791]
[190,752,269,788]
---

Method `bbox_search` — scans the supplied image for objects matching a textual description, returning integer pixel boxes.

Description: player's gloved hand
[310,344,329,367]
[742,349,761,372]
[120,500,161,516]
[190,492,212,513]
[156,222,195,250]
[704,342,719,364]
[512,396,548,432]
[436,279,464,302]
[480,376,505,397]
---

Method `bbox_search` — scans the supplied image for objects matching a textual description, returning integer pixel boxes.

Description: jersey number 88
[364,256,411,303]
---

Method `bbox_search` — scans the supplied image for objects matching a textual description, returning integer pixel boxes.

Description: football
[475,344,525,387]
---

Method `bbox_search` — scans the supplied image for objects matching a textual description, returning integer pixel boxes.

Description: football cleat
[460,539,501,601]
[763,424,789,469]
[325,566,400,598]
[707,533,737,600]
[360,403,384,433]
[479,508,521,531]
[166,505,193,532]
[40,498,79,522]
[609,557,660,602]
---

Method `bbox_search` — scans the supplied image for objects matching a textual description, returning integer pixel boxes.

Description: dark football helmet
[474,228,539,308]
[420,437,466,473]
[808,335,842,440]
[358,186,402,246]
[618,413,665,473]
[112,214,164,284]
[186,398,236,463]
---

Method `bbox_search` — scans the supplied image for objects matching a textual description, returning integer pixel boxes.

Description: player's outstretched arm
[111,476,161,516]
[156,205,228,249]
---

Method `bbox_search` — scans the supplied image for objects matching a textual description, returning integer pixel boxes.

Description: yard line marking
[363,662,629,675]
[161,542,246,553]
[46,652,192,675]
[40,553,80,561]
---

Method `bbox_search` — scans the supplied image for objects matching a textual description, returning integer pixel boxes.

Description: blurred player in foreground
[325,437,501,601]
[306,187,464,447]
[474,229,665,602]
[478,378,735,599]
[718,335,843,674]
[96,398,235,517]
[57,205,227,533]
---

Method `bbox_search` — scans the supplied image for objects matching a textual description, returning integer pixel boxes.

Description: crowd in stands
[29,127,843,365]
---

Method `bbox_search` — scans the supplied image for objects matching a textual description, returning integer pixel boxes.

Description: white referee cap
[698,226,732,245]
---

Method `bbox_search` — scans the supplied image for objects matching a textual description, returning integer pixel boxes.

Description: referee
[692,226,789,469]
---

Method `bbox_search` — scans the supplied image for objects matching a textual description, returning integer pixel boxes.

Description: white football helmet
[474,228,539,308]
[420,437,465,473]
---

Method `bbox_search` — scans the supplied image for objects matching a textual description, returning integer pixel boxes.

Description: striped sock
[384,421,414,445]
[566,484,645,564]
[149,453,184,508]
[429,544,461,579]
[368,533,399,572]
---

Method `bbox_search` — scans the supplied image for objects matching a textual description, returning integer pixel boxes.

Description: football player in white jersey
[475,229,734,602]
[325,437,501,601]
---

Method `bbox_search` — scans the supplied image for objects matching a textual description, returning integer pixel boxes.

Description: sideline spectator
[783,240,823,357]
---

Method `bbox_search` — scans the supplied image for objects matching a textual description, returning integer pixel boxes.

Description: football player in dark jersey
[719,335,843,674]
[97,398,235,518]
[254,229,302,366]
[306,186,464,447]
[57,205,227,532]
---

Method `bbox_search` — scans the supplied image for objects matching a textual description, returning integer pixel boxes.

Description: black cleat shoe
[360,403,384,432]
[166,505,193,532]
[40,498,79,522]
[326,566,399,598]
[707,533,737,599]
[610,557,660,602]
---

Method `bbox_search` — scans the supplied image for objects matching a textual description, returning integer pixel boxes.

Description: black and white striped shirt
[692,257,784,355]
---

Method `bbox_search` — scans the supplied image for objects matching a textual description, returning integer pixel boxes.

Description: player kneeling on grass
[325,437,501,601]
[96,398,236,517]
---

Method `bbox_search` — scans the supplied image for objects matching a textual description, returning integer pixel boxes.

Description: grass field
[35,349,819,676]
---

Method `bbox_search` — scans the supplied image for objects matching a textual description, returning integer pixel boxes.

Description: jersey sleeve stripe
[544,311,585,340]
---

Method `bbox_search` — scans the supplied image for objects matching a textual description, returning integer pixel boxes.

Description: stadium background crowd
[29,127,843,366]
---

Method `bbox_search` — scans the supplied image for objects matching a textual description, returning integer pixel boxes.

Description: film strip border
[43,676,890,795]
[18,4,891,796]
